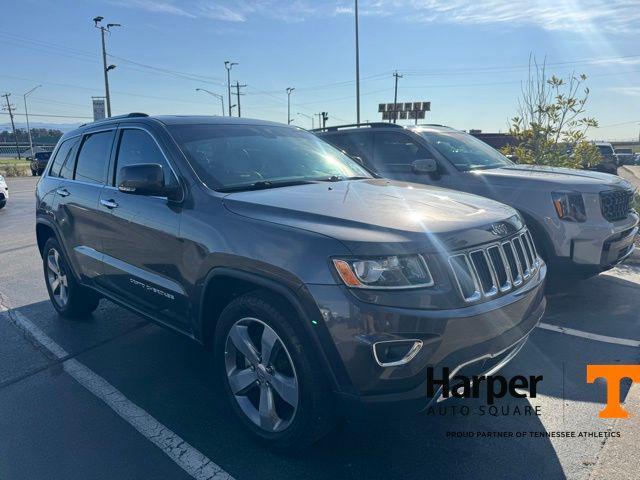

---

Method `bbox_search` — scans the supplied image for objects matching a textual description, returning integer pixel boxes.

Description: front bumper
[569,212,638,268]
[307,262,546,419]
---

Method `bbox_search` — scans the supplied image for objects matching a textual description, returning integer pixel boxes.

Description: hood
[470,165,633,192]
[222,179,522,254]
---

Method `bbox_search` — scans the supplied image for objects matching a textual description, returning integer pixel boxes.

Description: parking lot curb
[588,381,640,480]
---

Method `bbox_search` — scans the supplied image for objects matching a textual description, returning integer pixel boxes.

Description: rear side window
[324,132,372,162]
[49,137,80,179]
[114,129,177,187]
[74,131,114,185]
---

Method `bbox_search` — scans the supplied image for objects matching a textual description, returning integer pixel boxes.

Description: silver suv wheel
[46,247,69,308]
[224,317,299,433]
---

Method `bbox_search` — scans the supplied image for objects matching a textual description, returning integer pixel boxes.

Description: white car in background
[0,174,8,209]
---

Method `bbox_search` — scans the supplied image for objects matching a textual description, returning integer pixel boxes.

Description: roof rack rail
[81,112,149,127]
[311,122,403,133]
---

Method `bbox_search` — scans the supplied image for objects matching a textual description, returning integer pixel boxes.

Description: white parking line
[538,322,640,348]
[2,308,234,480]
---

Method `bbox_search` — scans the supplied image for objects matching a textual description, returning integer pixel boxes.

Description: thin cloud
[609,86,640,97]
[109,0,640,33]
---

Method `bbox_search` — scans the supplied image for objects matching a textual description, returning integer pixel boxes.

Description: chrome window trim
[113,125,181,189]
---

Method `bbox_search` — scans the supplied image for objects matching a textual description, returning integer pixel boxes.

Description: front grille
[600,189,634,222]
[448,228,540,303]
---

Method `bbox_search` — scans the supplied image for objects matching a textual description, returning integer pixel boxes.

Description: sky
[2,0,640,140]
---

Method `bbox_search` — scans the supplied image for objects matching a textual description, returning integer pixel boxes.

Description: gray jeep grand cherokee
[36,114,546,449]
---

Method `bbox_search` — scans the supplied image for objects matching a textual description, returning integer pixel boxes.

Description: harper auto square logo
[587,365,640,418]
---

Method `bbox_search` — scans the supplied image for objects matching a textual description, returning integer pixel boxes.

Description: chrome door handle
[56,187,70,197]
[100,199,119,209]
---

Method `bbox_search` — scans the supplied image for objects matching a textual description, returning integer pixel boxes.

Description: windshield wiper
[218,179,315,193]
[316,175,370,182]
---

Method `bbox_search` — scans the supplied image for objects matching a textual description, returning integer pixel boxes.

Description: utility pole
[2,93,21,160]
[93,17,121,117]
[23,85,41,157]
[355,0,360,125]
[392,70,402,124]
[286,87,295,125]
[234,81,246,117]
[297,112,314,129]
[225,61,238,117]
[196,88,225,116]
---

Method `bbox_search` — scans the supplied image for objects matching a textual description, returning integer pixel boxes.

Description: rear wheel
[43,237,100,318]
[0,200,5,209]
[31,168,38,176]
[214,292,336,450]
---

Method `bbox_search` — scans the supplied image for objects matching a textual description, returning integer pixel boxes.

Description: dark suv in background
[36,114,546,449]
[29,151,52,176]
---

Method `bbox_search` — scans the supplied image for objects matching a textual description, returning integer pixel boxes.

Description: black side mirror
[118,163,178,199]
[411,158,438,174]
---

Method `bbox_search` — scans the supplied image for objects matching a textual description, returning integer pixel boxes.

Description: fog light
[373,339,423,367]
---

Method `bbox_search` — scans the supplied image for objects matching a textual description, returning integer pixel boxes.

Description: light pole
[93,16,121,117]
[355,0,360,125]
[23,85,41,157]
[196,88,225,116]
[286,87,295,125]
[224,61,238,117]
[297,112,314,129]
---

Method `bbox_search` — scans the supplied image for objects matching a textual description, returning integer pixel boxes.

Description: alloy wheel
[224,317,299,433]
[46,248,69,307]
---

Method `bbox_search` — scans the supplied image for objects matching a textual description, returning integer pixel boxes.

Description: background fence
[0,143,57,158]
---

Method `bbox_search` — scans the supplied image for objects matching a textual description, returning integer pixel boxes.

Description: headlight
[332,254,434,289]
[552,192,586,222]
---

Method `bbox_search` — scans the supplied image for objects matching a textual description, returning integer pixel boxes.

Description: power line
[0,112,93,119]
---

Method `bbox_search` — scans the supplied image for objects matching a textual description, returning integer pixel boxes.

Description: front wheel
[0,201,5,210]
[43,237,100,318]
[214,292,336,450]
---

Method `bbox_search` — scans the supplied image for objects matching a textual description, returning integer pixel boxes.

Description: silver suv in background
[318,124,638,282]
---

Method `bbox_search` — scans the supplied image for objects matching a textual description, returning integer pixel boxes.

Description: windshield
[597,145,615,156]
[414,129,513,171]
[168,124,372,190]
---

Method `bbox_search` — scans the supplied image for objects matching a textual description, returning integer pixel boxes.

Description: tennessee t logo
[586,365,640,418]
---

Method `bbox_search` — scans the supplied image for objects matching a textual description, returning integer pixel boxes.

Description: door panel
[97,128,187,326]
[51,132,113,284]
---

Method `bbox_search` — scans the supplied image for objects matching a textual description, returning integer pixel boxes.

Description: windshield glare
[168,124,372,190]
[415,129,513,171]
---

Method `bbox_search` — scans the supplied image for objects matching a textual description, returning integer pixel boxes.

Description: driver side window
[114,129,177,187]
[373,132,431,171]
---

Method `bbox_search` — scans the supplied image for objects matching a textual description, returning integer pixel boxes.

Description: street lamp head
[107,23,121,29]
[93,16,104,26]
[106,64,117,71]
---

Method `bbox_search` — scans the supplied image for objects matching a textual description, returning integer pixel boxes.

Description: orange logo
[586,365,640,418]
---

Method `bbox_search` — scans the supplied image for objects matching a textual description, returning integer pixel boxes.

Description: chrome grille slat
[448,227,540,303]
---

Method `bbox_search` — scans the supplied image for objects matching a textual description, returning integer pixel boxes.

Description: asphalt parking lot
[1,176,638,480]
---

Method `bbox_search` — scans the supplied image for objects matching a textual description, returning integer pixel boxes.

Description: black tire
[0,201,5,210]
[31,169,38,176]
[214,291,336,450]
[43,237,100,318]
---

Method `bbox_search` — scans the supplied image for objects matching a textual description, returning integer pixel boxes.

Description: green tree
[503,56,600,169]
